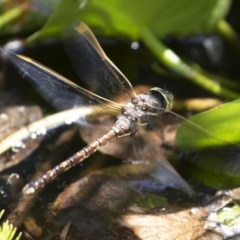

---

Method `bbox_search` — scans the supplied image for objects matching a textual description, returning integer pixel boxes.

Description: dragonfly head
[149,87,174,112]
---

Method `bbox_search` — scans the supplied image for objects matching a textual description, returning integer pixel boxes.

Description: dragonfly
[2,22,193,196]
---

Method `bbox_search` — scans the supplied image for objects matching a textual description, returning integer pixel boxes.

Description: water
[3,22,193,196]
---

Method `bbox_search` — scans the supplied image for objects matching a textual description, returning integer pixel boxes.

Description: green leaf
[79,0,231,38]
[182,146,240,188]
[28,0,231,42]
[176,99,240,149]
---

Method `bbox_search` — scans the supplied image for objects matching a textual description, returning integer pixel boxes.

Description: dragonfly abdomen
[22,125,130,194]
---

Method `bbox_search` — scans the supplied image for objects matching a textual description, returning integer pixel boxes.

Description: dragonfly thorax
[113,88,173,137]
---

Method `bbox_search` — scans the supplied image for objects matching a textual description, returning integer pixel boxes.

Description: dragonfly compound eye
[149,87,174,111]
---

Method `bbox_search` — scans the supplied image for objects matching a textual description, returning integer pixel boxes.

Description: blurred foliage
[0,0,57,35]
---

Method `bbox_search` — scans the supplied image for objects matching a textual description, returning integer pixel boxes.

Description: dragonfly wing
[135,139,194,195]
[3,49,117,110]
[64,22,135,100]
[150,157,194,196]
[129,115,193,195]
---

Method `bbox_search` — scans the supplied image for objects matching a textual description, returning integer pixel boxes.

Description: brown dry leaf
[0,105,42,140]
[123,208,207,240]
[48,172,222,240]
[0,105,43,172]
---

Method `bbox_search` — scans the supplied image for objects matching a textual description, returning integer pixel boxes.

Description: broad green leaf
[79,0,231,39]
[28,0,231,42]
[176,99,240,149]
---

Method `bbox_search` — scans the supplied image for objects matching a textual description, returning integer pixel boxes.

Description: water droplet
[36,128,47,136]
[65,118,73,125]
[65,116,81,125]
[31,133,37,139]
[31,128,47,139]
[12,141,26,152]
[131,41,139,50]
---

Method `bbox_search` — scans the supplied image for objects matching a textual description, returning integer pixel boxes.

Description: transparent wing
[149,157,193,196]
[133,120,193,195]
[79,115,193,195]
[64,22,135,100]
[3,50,120,111]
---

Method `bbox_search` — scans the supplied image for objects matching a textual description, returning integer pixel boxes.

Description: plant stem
[141,27,240,100]
[217,20,240,52]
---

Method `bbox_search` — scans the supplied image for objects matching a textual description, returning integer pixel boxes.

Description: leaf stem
[141,27,240,100]
[217,20,240,52]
